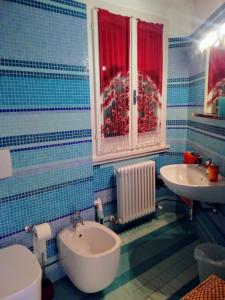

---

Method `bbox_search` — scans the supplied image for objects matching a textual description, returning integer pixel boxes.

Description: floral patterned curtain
[207,47,225,108]
[98,9,130,138]
[137,20,163,134]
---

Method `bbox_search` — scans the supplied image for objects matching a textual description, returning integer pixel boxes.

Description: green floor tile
[167,277,184,291]
[159,284,176,297]
[132,288,149,300]
[140,269,155,281]
[150,278,166,290]
[158,272,175,284]
[122,280,142,294]
[140,281,158,296]
[53,212,201,300]
[151,291,168,300]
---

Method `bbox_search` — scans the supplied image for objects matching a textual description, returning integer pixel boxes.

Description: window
[88,2,168,163]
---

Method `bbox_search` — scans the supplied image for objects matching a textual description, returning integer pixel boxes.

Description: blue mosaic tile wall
[187,3,225,243]
[93,37,191,216]
[0,0,94,281]
[93,3,225,245]
[1,1,191,280]
[1,0,224,282]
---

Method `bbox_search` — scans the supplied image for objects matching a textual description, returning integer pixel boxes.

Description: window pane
[137,20,163,147]
[97,9,130,154]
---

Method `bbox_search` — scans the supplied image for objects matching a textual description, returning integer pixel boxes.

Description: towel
[183,151,200,164]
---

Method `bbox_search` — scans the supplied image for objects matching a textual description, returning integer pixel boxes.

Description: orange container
[208,165,219,182]
[181,275,225,300]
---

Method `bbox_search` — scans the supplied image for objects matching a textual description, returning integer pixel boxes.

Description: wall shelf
[192,113,225,120]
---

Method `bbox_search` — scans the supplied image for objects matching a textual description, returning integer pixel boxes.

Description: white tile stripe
[188,125,225,142]
[12,156,92,177]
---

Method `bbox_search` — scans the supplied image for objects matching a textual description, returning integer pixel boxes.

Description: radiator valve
[109,215,120,224]
[156,204,163,210]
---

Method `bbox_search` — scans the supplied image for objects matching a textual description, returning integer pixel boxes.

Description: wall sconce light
[199,22,225,52]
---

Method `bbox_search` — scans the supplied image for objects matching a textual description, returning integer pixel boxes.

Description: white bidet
[57,221,121,293]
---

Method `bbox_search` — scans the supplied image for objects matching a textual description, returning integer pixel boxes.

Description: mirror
[194,22,225,120]
[204,46,225,117]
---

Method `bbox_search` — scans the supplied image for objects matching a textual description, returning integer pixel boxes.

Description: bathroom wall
[0,0,192,278]
[94,1,225,244]
[91,0,191,213]
[0,0,190,281]
[1,0,224,282]
[93,36,190,216]
[187,3,225,244]
[0,0,94,280]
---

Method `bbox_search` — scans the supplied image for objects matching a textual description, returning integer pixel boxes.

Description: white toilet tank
[0,244,42,300]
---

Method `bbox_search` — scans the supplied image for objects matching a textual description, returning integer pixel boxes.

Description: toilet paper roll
[33,223,52,265]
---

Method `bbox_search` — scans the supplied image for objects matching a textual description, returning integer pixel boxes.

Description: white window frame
[204,48,210,114]
[87,0,169,164]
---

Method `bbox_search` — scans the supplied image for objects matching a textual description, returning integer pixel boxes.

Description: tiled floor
[53,211,201,299]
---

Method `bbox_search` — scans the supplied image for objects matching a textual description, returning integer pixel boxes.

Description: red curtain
[98,9,130,137]
[208,47,225,94]
[137,20,163,133]
[207,47,225,106]
[137,21,163,94]
[98,9,130,94]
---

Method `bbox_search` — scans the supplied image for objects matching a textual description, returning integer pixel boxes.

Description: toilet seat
[0,244,42,300]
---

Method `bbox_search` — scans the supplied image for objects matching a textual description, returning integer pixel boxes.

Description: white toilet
[0,244,42,300]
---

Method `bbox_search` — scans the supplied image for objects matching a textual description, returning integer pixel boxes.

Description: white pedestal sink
[160,164,225,204]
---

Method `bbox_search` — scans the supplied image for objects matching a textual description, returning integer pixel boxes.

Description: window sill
[93,144,170,165]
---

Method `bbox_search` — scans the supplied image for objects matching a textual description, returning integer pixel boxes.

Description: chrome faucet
[72,211,85,229]
[196,157,212,168]
[195,155,202,167]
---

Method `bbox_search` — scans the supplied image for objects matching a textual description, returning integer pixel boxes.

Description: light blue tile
[168,46,190,78]
[0,112,91,136]
[0,77,90,108]
[0,1,88,66]
[12,141,92,169]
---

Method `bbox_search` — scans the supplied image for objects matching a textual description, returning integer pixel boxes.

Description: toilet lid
[0,244,42,299]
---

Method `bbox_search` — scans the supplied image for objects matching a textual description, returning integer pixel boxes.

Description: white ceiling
[90,0,225,36]
[191,0,225,33]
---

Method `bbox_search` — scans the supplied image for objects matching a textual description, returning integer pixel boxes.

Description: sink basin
[160,164,225,203]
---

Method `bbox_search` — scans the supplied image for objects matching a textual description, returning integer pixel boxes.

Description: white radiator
[116,161,156,224]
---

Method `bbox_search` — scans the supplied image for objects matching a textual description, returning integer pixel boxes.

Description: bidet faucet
[72,211,85,229]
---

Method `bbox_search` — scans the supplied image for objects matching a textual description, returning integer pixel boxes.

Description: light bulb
[199,38,208,52]
[219,23,225,38]
[206,31,218,47]
[214,40,220,47]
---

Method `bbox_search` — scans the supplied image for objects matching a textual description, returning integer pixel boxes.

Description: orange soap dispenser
[208,161,219,182]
